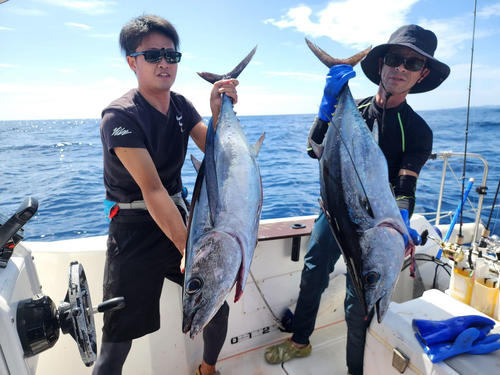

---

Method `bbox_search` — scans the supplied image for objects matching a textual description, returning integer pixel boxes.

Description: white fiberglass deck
[216,321,348,375]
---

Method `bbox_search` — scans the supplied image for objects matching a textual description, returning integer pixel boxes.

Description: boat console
[0,198,124,375]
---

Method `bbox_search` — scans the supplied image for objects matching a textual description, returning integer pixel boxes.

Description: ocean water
[1,107,499,242]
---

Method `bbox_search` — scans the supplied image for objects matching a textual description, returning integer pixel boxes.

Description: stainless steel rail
[428,151,489,245]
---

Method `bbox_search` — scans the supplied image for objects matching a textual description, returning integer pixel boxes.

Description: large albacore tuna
[182,46,265,338]
[306,39,415,323]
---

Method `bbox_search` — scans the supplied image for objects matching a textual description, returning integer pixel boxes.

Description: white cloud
[478,3,500,18]
[0,63,19,68]
[59,69,76,73]
[418,16,496,61]
[265,1,497,62]
[264,0,420,50]
[0,77,136,120]
[252,61,262,66]
[0,26,15,30]
[9,8,47,16]
[65,22,93,30]
[35,0,117,15]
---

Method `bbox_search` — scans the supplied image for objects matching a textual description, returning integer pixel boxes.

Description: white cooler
[364,289,500,375]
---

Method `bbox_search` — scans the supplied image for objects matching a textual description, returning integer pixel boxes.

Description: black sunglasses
[384,53,425,72]
[129,48,182,64]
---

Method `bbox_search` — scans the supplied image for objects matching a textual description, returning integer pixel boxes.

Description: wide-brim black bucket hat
[361,24,451,94]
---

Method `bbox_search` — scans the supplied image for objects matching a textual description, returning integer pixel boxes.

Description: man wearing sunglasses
[95,15,237,375]
[265,25,450,375]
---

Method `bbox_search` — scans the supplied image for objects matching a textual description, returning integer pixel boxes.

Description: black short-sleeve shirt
[101,89,202,203]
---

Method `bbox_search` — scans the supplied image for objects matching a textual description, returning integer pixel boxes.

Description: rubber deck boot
[195,364,220,375]
[264,339,312,364]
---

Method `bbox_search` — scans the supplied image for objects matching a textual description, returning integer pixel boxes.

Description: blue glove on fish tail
[412,315,495,346]
[318,64,355,122]
[400,209,421,246]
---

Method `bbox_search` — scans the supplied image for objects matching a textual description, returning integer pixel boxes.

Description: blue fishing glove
[413,315,496,346]
[317,64,355,122]
[400,209,422,246]
[415,327,500,363]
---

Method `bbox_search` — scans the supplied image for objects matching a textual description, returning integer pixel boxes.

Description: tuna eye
[364,271,380,286]
[186,277,203,295]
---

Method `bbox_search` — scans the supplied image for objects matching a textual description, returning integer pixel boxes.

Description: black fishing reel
[17,261,125,366]
[0,197,125,367]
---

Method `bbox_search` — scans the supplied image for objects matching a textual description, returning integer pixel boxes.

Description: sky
[0,0,499,120]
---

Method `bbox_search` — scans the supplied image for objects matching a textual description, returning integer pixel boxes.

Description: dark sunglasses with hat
[361,24,451,94]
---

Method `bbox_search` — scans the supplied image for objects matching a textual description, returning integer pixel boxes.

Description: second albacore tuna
[306,39,416,323]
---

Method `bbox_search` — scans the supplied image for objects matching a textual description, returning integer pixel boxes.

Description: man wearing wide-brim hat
[265,25,450,375]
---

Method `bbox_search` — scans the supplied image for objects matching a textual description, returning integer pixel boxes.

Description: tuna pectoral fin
[308,137,324,159]
[234,266,247,303]
[234,282,243,303]
[253,132,265,156]
[191,155,202,173]
[197,46,258,84]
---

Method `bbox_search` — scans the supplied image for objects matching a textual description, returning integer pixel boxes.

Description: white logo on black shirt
[176,115,185,132]
[111,127,132,136]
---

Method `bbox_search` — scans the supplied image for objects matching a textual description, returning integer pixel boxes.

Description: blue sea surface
[1,107,499,242]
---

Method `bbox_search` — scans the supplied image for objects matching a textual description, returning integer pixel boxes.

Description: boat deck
[23,215,451,375]
[216,321,347,375]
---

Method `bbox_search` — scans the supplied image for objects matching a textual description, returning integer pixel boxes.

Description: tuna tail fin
[305,38,371,68]
[253,132,265,156]
[197,45,258,84]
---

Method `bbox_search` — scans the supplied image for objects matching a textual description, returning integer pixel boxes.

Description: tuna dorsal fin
[308,137,324,159]
[372,119,379,144]
[253,132,265,156]
[191,155,202,173]
[305,38,371,68]
[197,46,258,84]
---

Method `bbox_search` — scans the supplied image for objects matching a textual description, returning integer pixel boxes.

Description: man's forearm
[144,188,187,254]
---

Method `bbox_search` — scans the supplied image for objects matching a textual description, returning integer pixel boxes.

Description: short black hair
[119,14,180,56]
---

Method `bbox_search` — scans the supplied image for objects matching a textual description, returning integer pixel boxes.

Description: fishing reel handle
[93,297,125,314]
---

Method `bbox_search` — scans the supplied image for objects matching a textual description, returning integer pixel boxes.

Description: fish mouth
[182,305,201,335]
[373,290,389,323]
